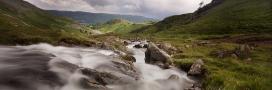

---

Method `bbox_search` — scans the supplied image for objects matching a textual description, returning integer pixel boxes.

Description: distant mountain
[48,10,158,24]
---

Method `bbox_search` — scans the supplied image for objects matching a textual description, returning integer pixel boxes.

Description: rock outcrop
[188,59,204,76]
[145,42,172,69]
[123,40,131,45]
[210,44,252,59]
[157,43,180,55]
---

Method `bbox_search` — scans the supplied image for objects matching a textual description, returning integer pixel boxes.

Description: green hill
[129,0,272,89]
[94,19,149,34]
[0,0,90,45]
[137,0,272,35]
[48,10,158,24]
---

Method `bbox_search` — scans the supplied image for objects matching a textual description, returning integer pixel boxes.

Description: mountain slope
[48,10,157,24]
[138,0,272,35]
[93,19,148,34]
[128,0,272,89]
[0,0,89,45]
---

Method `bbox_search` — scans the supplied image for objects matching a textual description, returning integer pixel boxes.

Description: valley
[0,0,271,90]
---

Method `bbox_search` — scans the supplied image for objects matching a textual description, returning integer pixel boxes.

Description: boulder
[157,43,179,55]
[97,42,112,50]
[80,68,121,85]
[143,44,148,48]
[185,45,191,48]
[145,42,172,69]
[111,61,139,79]
[120,55,136,62]
[134,44,143,48]
[123,40,131,45]
[79,78,108,90]
[78,68,130,90]
[188,59,204,76]
[211,50,232,58]
[168,75,180,80]
[78,68,112,90]
[211,44,252,59]
[234,44,252,59]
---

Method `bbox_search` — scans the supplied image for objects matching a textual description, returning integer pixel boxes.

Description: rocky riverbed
[0,42,196,90]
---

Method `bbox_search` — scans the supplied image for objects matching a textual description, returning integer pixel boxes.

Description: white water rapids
[0,43,193,90]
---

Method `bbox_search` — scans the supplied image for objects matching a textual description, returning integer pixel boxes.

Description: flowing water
[0,43,193,90]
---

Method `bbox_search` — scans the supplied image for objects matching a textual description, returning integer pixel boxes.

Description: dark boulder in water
[134,44,143,48]
[143,44,148,48]
[168,75,180,80]
[145,42,172,69]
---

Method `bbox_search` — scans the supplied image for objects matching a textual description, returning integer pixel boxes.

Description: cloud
[24,0,212,19]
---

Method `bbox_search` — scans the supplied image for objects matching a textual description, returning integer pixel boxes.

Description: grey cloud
[24,0,212,19]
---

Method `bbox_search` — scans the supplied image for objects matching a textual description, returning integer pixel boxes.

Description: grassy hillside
[93,19,149,34]
[0,0,136,54]
[48,10,157,24]
[0,0,91,45]
[128,0,272,89]
[138,0,272,35]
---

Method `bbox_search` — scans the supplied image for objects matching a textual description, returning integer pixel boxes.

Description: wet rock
[79,78,108,90]
[120,55,136,62]
[123,40,131,45]
[185,81,204,90]
[114,50,127,56]
[49,58,79,73]
[78,68,133,90]
[168,75,180,80]
[100,42,111,50]
[185,87,201,90]
[94,59,139,83]
[0,49,63,90]
[111,61,139,80]
[134,44,143,48]
[143,44,148,48]
[188,59,204,76]
[145,42,172,69]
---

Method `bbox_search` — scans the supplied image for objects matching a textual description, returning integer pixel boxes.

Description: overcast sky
[24,0,212,19]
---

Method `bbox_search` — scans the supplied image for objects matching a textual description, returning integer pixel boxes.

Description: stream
[0,43,193,90]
